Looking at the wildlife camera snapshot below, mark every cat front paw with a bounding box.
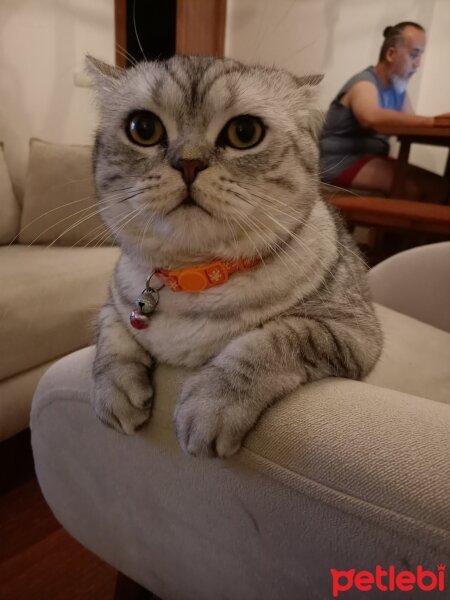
[174,367,258,458]
[92,363,153,434]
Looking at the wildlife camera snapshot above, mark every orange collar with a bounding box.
[156,257,261,293]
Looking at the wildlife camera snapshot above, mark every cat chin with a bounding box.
[147,217,229,253]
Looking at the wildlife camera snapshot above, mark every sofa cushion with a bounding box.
[31,343,450,600]
[0,360,58,441]
[369,242,450,333]
[367,304,450,404]
[0,245,119,380]
[19,139,112,246]
[0,144,20,244]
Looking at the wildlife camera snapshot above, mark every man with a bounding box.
[320,22,448,203]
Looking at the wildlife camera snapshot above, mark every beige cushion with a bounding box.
[0,144,20,244]
[367,304,450,403]
[369,242,450,333]
[0,245,119,380]
[0,360,57,441]
[19,139,112,246]
[31,340,450,599]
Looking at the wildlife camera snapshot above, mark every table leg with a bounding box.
[389,139,411,197]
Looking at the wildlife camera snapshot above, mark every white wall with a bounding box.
[1,0,447,197]
[0,0,115,198]
[412,0,450,173]
[226,0,449,174]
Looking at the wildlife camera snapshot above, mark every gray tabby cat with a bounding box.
[87,55,383,458]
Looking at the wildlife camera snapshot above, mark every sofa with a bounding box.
[31,242,450,600]
[0,139,119,440]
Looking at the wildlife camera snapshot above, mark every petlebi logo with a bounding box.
[330,564,446,597]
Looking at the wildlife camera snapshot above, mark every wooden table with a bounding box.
[375,123,450,197]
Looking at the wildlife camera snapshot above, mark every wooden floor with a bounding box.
[0,430,117,600]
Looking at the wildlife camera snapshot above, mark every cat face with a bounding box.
[88,55,322,264]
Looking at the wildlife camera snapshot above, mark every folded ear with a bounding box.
[293,73,324,108]
[293,73,325,141]
[85,55,124,95]
[294,74,324,87]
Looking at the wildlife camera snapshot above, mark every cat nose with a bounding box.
[171,158,207,185]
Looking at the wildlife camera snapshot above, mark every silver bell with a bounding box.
[135,289,159,315]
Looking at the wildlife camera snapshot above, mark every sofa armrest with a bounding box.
[369,241,450,332]
[31,347,450,600]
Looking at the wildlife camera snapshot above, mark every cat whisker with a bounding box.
[24,200,113,248]
[319,181,369,198]
[132,0,147,62]
[231,209,298,278]
[229,206,337,322]
[226,212,267,271]
[8,195,112,246]
[32,187,141,248]
[101,205,149,246]
[104,180,159,197]
[233,203,335,311]
[137,211,158,254]
[67,221,114,250]
[240,184,366,267]
[251,0,297,61]
[115,43,139,67]
[117,187,154,204]
[12,181,149,247]
[45,205,116,249]
[231,187,361,318]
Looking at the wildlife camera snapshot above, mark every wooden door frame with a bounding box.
[114,0,227,67]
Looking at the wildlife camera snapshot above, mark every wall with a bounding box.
[0,0,115,198]
[2,0,447,197]
[225,0,449,175]
[412,0,450,173]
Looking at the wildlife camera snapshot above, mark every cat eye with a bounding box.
[220,115,265,149]
[126,111,166,146]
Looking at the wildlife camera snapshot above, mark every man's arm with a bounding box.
[347,81,433,128]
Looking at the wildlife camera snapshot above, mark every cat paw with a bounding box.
[92,364,153,435]
[174,367,257,458]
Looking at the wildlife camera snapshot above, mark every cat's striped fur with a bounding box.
[88,55,382,457]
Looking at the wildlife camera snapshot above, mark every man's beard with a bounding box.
[391,75,409,94]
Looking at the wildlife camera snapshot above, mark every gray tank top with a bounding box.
[319,66,406,182]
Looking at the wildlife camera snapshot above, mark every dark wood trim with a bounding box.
[0,429,34,493]
[114,0,227,65]
[114,572,158,600]
[326,194,450,235]
[114,0,227,67]
[176,0,227,57]
[115,0,127,67]
[0,475,117,597]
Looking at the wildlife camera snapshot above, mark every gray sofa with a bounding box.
[31,242,450,600]
[0,139,118,440]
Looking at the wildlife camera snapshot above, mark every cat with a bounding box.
[87,54,383,458]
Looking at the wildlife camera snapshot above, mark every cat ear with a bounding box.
[294,74,324,87]
[85,55,124,92]
[294,73,324,141]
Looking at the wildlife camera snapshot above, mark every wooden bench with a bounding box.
[325,194,450,236]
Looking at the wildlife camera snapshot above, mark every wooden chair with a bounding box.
[326,194,450,235]
[323,193,450,264]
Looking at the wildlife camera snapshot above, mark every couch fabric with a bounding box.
[0,138,118,440]
[0,144,20,244]
[31,300,450,600]
[0,245,119,439]
[369,242,450,333]
[19,138,111,246]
